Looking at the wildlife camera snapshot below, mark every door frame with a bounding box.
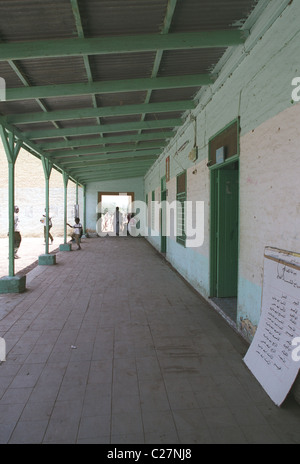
[209,155,239,297]
[98,192,135,206]
[97,192,135,232]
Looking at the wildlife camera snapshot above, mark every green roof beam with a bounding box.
[6,75,213,101]
[74,165,154,181]
[50,142,165,159]
[60,154,158,169]
[0,30,248,62]
[40,131,174,151]
[77,171,148,183]
[24,118,182,140]
[69,160,155,175]
[6,100,194,125]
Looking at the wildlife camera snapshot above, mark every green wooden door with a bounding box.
[216,169,239,297]
[161,177,167,253]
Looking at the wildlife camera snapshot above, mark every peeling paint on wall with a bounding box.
[239,317,257,342]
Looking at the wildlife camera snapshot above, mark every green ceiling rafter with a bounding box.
[3,48,69,144]
[70,0,102,131]
[71,170,153,184]
[59,152,159,167]
[74,165,154,181]
[6,75,214,101]
[0,30,248,62]
[24,118,182,140]
[40,132,174,151]
[69,159,155,175]
[137,0,178,138]
[71,157,156,169]
[49,142,165,159]
[6,100,195,125]
[76,171,148,183]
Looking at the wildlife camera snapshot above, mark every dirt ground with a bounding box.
[0,236,63,278]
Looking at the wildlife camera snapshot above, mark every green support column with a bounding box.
[59,172,72,251]
[38,158,56,265]
[82,184,87,237]
[0,125,26,293]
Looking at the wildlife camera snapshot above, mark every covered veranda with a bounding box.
[0,0,257,292]
[1,0,300,446]
[0,236,300,444]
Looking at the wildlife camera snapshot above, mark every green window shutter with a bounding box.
[176,171,186,246]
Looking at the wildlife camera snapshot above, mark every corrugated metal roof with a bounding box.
[171,0,260,32]
[0,0,260,183]
[0,0,77,41]
[78,0,169,37]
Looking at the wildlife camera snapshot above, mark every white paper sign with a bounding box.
[244,248,300,406]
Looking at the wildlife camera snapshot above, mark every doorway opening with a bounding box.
[98,192,134,235]
[210,160,239,323]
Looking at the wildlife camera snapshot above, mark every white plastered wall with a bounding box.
[144,0,300,340]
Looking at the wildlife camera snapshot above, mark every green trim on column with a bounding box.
[59,172,72,251]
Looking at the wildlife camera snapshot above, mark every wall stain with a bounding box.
[240,317,257,341]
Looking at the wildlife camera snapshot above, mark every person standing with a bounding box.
[66,217,83,250]
[14,205,21,259]
[40,209,53,244]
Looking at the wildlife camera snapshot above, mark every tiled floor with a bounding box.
[0,236,300,444]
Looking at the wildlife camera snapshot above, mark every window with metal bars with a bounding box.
[176,171,186,246]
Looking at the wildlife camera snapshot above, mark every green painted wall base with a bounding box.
[38,254,56,265]
[59,243,72,251]
[0,275,26,294]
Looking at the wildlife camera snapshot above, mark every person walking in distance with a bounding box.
[14,205,21,259]
[66,217,83,250]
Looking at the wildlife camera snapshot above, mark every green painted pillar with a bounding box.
[38,158,56,265]
[59,172,72,251]
[8,162,15,277]
[0,126,26,293]
[83,184,87,236]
